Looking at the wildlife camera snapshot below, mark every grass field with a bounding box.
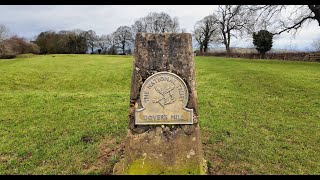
[0,54,319,174]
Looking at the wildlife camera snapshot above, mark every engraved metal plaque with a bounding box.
[135,72,193,125]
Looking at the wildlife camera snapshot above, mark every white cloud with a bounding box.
[0,5,319,51]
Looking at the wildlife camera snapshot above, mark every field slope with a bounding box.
[0,54,319,174]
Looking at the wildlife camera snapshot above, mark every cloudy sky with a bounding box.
[1,5,320,51]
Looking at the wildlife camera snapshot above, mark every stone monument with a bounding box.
[114,33,206,175]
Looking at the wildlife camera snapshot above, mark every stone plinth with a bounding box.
[113,33,206,175]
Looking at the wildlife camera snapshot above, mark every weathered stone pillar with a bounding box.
[114,33,206,175]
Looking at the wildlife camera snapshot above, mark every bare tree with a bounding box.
[171,17,180,33]
[131,12,180,34]
[193,28,205,54]
[114,26,133,54]
[248,5,320,35]
[85,30,98,53]
[131,20,147,41]
[97,35,109,54]
[131,20,147,34]
[215,5,256,55]
[105,33,118,55]
[68,30,88,54]
[193,15,219,54]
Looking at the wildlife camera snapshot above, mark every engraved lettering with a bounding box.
[135,72,193,125]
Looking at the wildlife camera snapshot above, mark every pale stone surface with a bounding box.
[114,33,205,175]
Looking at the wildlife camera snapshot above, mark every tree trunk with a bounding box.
[226,46,231,57]
[203,48,207,54]
[122,43,125,54]
[226,32,231,57]
[203,42,208,53]
[222,32,231,57]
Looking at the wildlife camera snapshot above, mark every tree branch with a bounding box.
[273,15,315,35]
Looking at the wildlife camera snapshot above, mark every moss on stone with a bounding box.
[124,158,203,175]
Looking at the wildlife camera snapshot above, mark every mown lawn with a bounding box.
[0,54,319,174]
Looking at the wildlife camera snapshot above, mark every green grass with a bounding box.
[197,56,320,174]
[0,54,319,174]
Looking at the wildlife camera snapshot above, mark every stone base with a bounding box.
[113,124,207,175]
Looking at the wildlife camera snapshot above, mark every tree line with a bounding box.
[0,25,40,58]
[1,5,320,59]
[34,12,181,55]
[193,5,320,57]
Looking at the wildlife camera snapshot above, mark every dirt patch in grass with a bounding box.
[83,137,125,175]
[0,154,10,163]
[204,142,226,175]
[19,152,33,162]
[207,155,225,175]
[204,142,252,175]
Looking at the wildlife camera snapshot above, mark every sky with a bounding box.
[1,5,320,51]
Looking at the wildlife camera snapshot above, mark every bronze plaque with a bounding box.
[135,72,193,125]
